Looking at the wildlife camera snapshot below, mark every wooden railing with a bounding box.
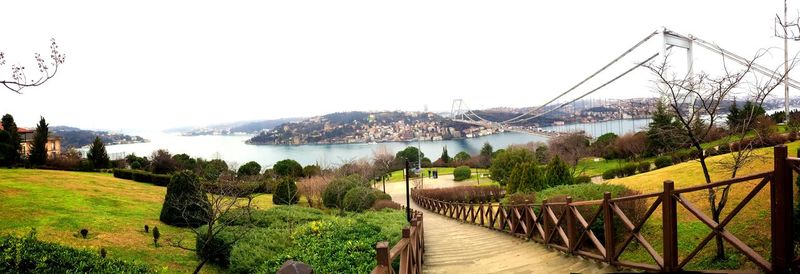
[371,209,424,274]
[411,145,798,273]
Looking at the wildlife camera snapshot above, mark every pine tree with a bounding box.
[440,145,450,163]
[29,117,49,166]
[0,114,21,166]
[646,101,683,155]
[726,100,740,130]
[87,136,110,169]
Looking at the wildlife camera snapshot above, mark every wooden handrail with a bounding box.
[371,209,424,274]
[409,145,795,273]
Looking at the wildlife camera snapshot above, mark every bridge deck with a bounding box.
[387,177,615,274]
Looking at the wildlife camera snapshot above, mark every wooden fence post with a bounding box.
[603,192,615,264]
[662,180,678,272]
[376,241,390,274]
[566,196,576,253]
[543,199,550,243]
[399,226,411,273]
[771,145,793,272]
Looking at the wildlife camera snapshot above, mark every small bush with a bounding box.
[602,169,617,180]
[453,166,471,181]
[654,156,672,169]
[620,163,637,177]
[196,225,251,266]
[575,175,591,184]
[0,232,153,273]
[151,174,172,186]
[80,229,88,239]
[371,200,402,210]
[637,162,651,173]
[414,185,504,203]
[372,190,392,201]
[503,192,536,205]
[342,187,377,212]
[272,177,298,205]
[322,176,359,208]
[159,171,211,227]
[704,147,718,157]
[152,227,160,246]
[717,144,731,154]
[144,225,149,233]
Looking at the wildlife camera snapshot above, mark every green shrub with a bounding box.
[151,174,172,186]
[272,177,298,205]
[219,206,325,229]
[654,156,673,169]
[196,225,249,266]
[322,177,359,208]
[602,169,617,180]
[503,192,537,205]
[237,161,262,177]
[256,215,405,274]
[637,162,651,173]
[718,144,731,154]
[0,231,153,273]
[113,168,133,179]
[372,190,392,201]
[342,187,377,212]
[705,147,719,157]
[620,163,637,177]
[453,166,471,181]
[575,175,591,184]
[507,162,546,193]
[159,171,211,227]
[229,228,292,274]
[131,170,152,183]
[539,183,628,202]
[545,156,574,186]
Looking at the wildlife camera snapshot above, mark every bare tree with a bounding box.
[168,173,260,274]
[297,174,333,207]
[647,47,794,261]
[547,132,589,167]
[614,132,647,160]
[372,145,396,193]
[1,39,66,93]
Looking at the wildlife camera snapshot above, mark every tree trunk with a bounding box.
[712,209,726,260]
[193,259,208,274]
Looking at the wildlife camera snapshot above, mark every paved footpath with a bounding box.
[385,175,615,274]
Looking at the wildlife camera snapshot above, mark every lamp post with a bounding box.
[404,161,411,222]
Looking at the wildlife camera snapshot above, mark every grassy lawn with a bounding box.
[0,169,274,273]
[386,167,490,182]
[604,141,800,270]
[576,158,631,177]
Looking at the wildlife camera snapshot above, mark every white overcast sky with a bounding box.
[0,0,796,131]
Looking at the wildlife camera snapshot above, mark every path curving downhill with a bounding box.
[385,175,615,274]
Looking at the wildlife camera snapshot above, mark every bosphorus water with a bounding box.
[104,119,649,167]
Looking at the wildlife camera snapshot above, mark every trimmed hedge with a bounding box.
[654,156,673,169]
[453,166,471,181]
[159,171,211,227]
[601,169,617,180]
[113,169,172,186]
[637,162,651,173]
[620,163,637,177]
[342,187,377,212]
[0,232,153,273]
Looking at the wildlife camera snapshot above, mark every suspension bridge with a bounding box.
[447,27,800,138]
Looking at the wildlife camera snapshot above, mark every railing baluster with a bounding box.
[566,196,576,253]
[543,199,551,244]
[662,180,678,272]
[376,241,390,274]
[772,145,793,273]
[603,192,615,265]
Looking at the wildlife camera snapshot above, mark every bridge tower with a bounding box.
[450,99,465,120]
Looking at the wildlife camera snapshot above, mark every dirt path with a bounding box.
[385,175,614,274]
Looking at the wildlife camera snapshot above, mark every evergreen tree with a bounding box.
[87,136,110,169]
[0,114,21,166]
[29,117,49,166]
[646,101,683,155]
[480,142,493,158]
[0,131,12,167]
[440,146,450,163]
[726,100,740,130]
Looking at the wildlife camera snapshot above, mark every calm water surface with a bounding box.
[106,119,648,167]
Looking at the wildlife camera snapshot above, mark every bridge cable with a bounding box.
[510,48,668,124]
[502,30,660,124]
